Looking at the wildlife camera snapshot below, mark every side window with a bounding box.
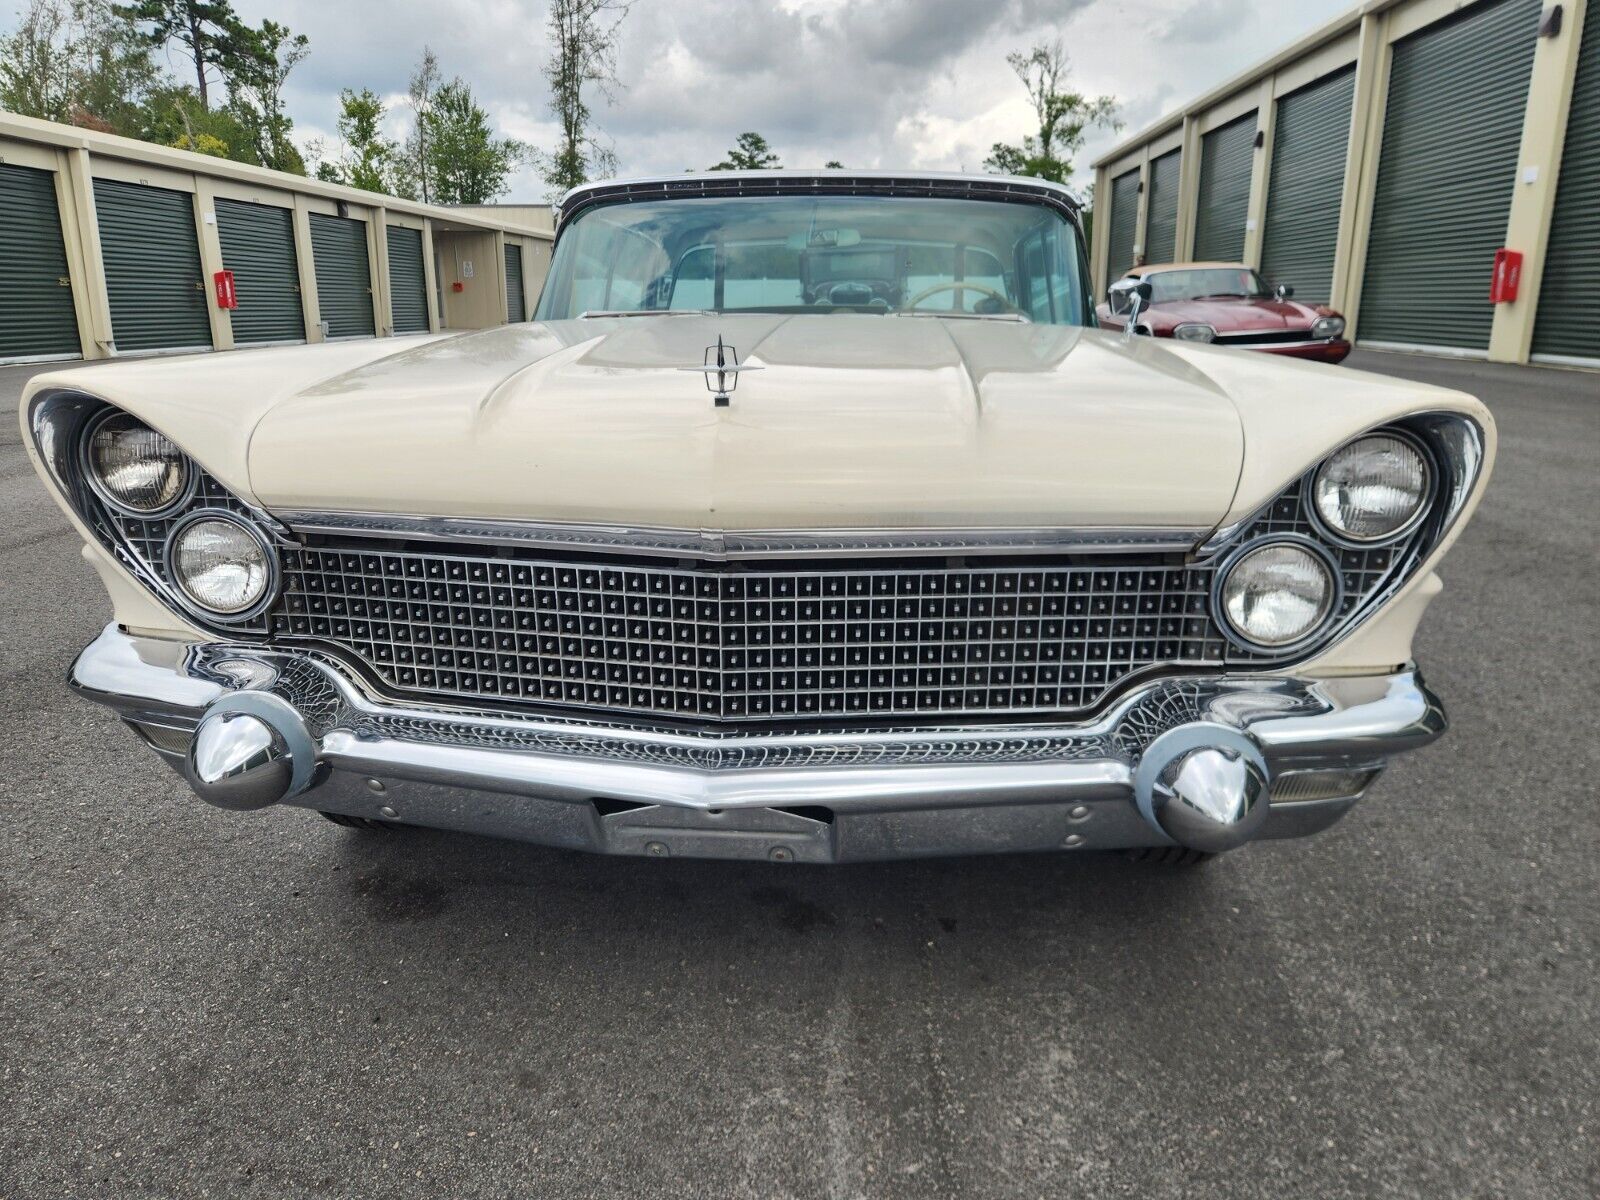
[1019,234,1052,322]
[1045,227,1082,325]
[670,245,714,309]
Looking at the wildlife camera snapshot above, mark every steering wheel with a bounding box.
[901,280,1023,315]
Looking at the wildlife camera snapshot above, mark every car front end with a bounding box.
[22,173,1492,865]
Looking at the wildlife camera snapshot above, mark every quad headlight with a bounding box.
[1218,541,1337,649]
[1173,323,1217,342]
[167,513,274,618]
[1311,315,1346,340]
[1312,433,1432,543]
[84,410,192,515]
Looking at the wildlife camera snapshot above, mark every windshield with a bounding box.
[1146,267,1269,303]
[534,195,1091,325]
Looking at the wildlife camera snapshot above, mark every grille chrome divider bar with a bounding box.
[277,512,1209,560]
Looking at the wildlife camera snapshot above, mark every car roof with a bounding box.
[556,169,1084,213]
[1126,262,1253,276]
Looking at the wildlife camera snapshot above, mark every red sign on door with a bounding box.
[213,269,238,310]
[1489,249,1522,304]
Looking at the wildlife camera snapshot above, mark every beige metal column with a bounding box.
[494,230,510,324]
[59,147,114,358]
[1331,11,1389,334]
[191,176,233,351]
[1241,79,1277,269]
[1133,151,1152,266]
[292,196,322,342]
[1174,116,1203,261]
[1090,165,1111,296]
[371,204,393,337]
[1489,0,1589,364]
[421,218,441,332]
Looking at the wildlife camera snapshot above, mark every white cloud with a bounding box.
[208,0,1353,198]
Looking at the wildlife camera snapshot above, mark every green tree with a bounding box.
[402,46,442,203]
[422,79,526,204]
[540,0,629,196]
[708,131,780,171]
[226,19,308,173]
[311,88,409,196]
[0,0,158,131]
[137,80,252,160]
[824,159,843,169]
[113,0,260,109]
[983,41,1119,184]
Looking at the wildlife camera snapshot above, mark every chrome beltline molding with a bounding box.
[275,511,1209,559]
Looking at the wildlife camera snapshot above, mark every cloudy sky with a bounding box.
[214,0,1353,201]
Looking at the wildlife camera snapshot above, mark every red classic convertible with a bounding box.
[1097,263,1352,363]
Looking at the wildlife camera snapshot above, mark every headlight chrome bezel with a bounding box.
[163,508,281,624]
[1212,535,1343,654]
[78,407,197,519]
[1307,429,1436,549]
[1172,323,1217,343]
[1310,315,1347,340]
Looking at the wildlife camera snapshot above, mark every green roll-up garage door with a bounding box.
[1106,169,1140,288]
[309,213,375,338]
[0,164,79,360]
[215,198,303,345]
[1145,150,1181,265]
[1193,112,1255,263]
[94,178,211,353]
[1532,1,1600,363]
[1360,0,1541,349]
[505,243,525,323]
[386,226,429,333]
[1260,67,1355,303]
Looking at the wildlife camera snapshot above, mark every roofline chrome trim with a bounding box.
[275,511,1207,559]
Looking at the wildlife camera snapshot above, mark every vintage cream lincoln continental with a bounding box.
[23,172,1494,865]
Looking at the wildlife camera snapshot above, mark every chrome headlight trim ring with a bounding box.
[162,508,282,626]
[1209,534,1345,656]
[77,406,198,520]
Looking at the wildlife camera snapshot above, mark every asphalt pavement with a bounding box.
[1,349,1596,1198]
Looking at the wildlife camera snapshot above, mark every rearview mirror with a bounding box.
[786,228,862,250]
[1275,283,1295,300]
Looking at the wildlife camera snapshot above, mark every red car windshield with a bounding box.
[1146,268,1269,303]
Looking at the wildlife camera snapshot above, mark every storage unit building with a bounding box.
[1091,0,1596,369]
[0,111,552,364]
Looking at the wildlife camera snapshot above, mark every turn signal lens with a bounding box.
[87,412,191,514]
[1313,434,1430,542]
[171,517,272,615]
[1220,542,1335,649]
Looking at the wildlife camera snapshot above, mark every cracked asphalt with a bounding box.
[1,350,1596,1198]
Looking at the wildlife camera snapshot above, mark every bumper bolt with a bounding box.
[1068,805,1091,822]
[769,846,794,863]
[644,841,669,858]
[1062,833,1086,848]
[365,778,386,795]
[378,805,399,820]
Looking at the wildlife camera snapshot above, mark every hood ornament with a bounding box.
[679,336,761,407]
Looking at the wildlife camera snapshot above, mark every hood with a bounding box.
[241,314,1246,533]
[1147,297,1322,332]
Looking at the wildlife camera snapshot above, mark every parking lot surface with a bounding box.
[2,350,1596,1198]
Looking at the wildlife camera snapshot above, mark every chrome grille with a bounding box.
[270,550,1234,721]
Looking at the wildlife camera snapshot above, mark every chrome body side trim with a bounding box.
[276,512,1209,559]
[72,624,1446,861]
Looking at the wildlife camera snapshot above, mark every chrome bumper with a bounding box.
[71,624,1447,863]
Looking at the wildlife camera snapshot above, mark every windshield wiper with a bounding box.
[891,310,1031,323]
[578,309,713,319]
